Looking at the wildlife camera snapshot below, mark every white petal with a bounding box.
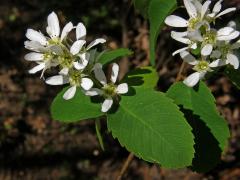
[79,52,90,66]
[76,22,87,40]
[29,63,45,74]
[188,30,203,41]
[171,31,188,38]
[85,88,103,96]
[184,0,197,18]
[24,41,46,52]
[94,63,107,85]
[86,38,106,50]
[165,15,188,27]
[217,27,234,36]
[116,83,128,94]
[25,52,44,61]
[227,53,239,69]
[70,40,86,55]
[192,0,202,12]
[201,44,213,56]
[60,22,73,41]
[81,78,93,90]
[101,98,113,113]
[180,51,198,65]
[59,68,69,75]
[210,50,221,58]
[201,0,211,19]
[218,31,240,41]
[231,42,240,50]
[63,86,77,100]
[172,47,189,56]
[191,43,197,49]
[183,72,203,87]
[26,29,47,46]
[228,21,237,29]
[111,63,119,83]
[47,12,60,37]
[213,0,223,14]
[209,59,226,67]
[73,62,86,70]
[45,75,69,85]
[216,8,236,18]
[171,31,191,44]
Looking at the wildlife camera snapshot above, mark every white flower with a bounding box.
[45,69,93,100]
[85,63,128,112]
[24,44,59,77]
[26,12,73,47]
[211,41,240,69]
[180,51,225,87]
[201,27,240,56]
[208,0,236,19]
[165,0,236,31]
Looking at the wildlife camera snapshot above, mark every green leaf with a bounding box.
[124,66,158,88]
[98,48,133,65]
[166,82,230,172]
[133,0,151,18]
[224,66,240,89]
[148,0,177,66]
[107,87,195,168]
[51,87,103,122]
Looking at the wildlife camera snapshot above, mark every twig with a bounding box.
[116,152,134,180]
[175,62,186,82]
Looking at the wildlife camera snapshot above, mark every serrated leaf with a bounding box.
[124,66,158,88]
[224,66,240,89]
[51,87,103,122]
[133,0,151,18]
[149,0,176,66]
[98,48,133,65]
[107,87,195,168]
[166,82,230,172]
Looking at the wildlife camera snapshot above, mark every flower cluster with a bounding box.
[24,12,128,112]
[165,0,240,87]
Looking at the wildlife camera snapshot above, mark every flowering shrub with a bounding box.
[24,0,240,173]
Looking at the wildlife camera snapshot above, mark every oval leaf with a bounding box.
[107,87,195,168]
[167,82,230,172]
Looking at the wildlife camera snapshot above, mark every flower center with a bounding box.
[69,70,82,86]
[48,37,61,45]
[59,53,74,68]
[102,84,116,97]
[194,61,209,72]
[203,30,217,45]
[188,17,201,30]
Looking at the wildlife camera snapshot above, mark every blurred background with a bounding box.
[1,0,240,179]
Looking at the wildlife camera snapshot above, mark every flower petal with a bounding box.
[172,47,189,56]
[73,62,86,70]
[60,22,73,41]
[217,27,234,36]
[184,0,197,18]
[86,38,106,50]
[213,0,223,14]
[171,31,191,44]
[94,63,107,85]
[227,53,239,69]
[63,86,77,100]
[81,78,93,90]
[26,29,47,46]
[183,72,204,87]
[201,44,213,56]
[29,63,45,74]
[85,88,103,96]
[165,15,188,27]
[116,83,128,94]
[216,8,236,18]
[111,63,119,83]
[24,41,46,52]
[45,75,69,85]
[59,68,69,75]
[101,98,113,113]
[218,30,239,41]
[25,52,44,61]
[209,59,226,67]
[70,40,86,55]
[180,51,198,65]
[76,22,87,40]
[201,0,211,19]
[47,12,60,37]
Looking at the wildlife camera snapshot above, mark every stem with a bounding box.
[116,152,134,180]
[95,118,105,151]
[175,62,186,82]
